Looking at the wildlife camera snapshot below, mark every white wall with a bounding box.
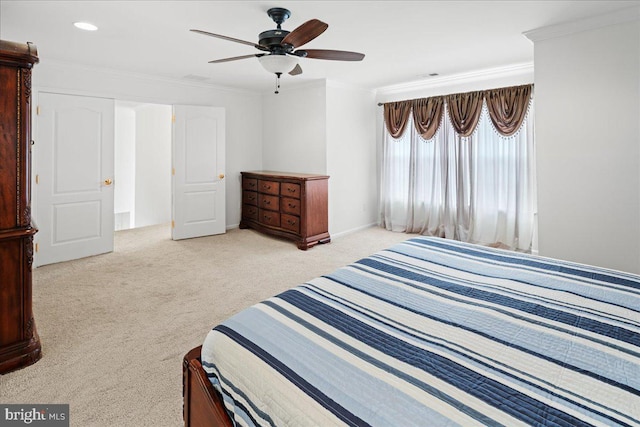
[114,103,136,229]
[33,61,263,229]
[262,80,381,237]
[262,81,327,174]
[134,104,172,228]
[527,10,640,274]
[326,82,379,235]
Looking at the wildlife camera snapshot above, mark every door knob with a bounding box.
[104,178,113,186]
[219,173,225,179]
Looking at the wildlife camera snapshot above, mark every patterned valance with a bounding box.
[383,101,411,138]
[485,84,532,137]
[446,91,483,138]
[412,97,444,140]
[382,84,533,139]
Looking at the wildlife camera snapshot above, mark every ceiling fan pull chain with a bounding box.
[275,72,281,94]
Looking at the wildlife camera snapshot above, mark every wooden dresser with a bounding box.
[0,40,41,373]
[240,171,330,250]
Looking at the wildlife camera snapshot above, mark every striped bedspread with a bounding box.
[201,236,640,427]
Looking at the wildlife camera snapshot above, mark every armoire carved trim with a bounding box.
[0,39,41,374]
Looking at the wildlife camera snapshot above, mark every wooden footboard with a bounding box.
[183,346,234,427]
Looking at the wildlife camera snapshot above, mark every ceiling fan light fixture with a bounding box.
[258,54,298,74]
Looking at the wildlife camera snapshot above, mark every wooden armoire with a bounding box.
[0,40,41,373]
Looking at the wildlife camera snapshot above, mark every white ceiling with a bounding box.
[1,1,638,93]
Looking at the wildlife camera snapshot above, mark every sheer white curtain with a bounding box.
[380,100,537,252]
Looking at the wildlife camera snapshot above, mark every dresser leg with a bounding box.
[297,236,331,250]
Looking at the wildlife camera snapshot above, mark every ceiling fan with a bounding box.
[190,7,365,93]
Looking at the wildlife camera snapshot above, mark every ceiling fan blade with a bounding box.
[190,29,269,52]
[208,54,264,64]
[281,19,328,48]
[289,64,303,76]
[301,49,365,61]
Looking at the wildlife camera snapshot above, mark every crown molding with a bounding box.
[524,5,640,42]
[375,62,533,97]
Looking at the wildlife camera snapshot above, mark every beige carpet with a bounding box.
[0,225,410,426]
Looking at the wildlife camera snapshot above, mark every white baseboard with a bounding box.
[331,222,380,239]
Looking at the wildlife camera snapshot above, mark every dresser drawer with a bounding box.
[281,182,301,199]
[281,197,301,215]
[258,180,280,195]
[259,194,279,210]
[281,214,300,234]
[259,209,280,227]
[242,204,258,221]
[243,190,258,206]
[242,178,258,191]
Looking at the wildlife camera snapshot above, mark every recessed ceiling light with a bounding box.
[73,22,98,31]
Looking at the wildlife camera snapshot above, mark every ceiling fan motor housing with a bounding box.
[259,29,291,51]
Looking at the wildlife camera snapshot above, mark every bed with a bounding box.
[183,236,640,426]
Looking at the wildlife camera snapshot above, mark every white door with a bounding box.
[172,105,225,240]
[35,92,115,266]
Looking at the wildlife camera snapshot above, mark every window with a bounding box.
[380,86,536,252]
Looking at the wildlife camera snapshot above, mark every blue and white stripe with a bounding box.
[201,236,640,427]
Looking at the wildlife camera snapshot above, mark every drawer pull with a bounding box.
[288,203,296,209]
[263,215,272,221]
[287,188,296,193]
[248,195,255,200]
[263,185,271,190]
[263,199,271,205]
[249,182,256,187]
[287,219,297,225]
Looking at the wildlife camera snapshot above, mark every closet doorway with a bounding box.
[114,101,172,231]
